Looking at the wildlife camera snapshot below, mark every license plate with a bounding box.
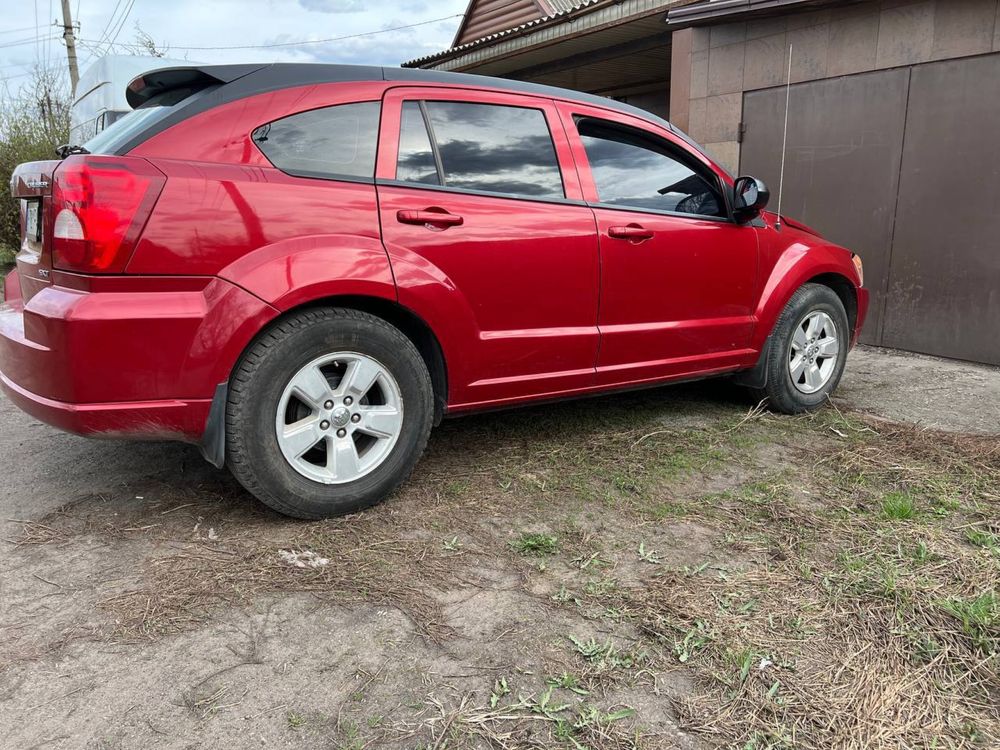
[25,200,41,242]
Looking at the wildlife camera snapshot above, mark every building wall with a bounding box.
[669,0,1000,173]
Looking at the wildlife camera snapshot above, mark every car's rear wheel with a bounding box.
[226,308,433,519]
[757,283,850,414]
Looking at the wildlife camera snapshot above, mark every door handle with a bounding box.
[608,224,654,242]
[396,208,464,228]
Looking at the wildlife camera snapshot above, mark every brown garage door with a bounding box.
[740,54,1000,365]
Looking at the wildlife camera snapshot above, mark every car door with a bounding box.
[556,102,759,387]
[376,87,601,408]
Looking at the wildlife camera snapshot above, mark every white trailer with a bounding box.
[70,55,197,144]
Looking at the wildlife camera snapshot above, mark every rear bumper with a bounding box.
[0,274,276,441]
[0,372,211,441]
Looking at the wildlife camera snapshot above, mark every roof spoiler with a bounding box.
[125,64,266,108]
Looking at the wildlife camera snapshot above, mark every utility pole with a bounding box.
[60,0,80,99]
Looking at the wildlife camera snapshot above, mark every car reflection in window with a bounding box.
[413,101,565,199]
[579,120,724,218]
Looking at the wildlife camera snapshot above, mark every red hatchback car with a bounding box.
[2,64,867,519]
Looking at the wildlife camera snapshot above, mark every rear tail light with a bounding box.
[51,156,166,273]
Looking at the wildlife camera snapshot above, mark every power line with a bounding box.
[0,25,42,36]
[0,34,61,50]
[79,12,463,52]
[106,0,136,51]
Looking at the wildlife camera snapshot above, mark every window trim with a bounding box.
[375,178,588,208]
[251,99,382,184]
[573,115,736,224]
[392,98,568,202]
[416,100,447,187]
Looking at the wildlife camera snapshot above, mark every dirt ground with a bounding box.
[0,346,997,749]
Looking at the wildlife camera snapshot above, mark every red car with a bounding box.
[2,64,867,519]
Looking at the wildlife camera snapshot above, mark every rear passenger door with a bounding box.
[376,87,601,408]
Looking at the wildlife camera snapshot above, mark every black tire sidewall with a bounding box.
[227,310,433,519]
[766,284,850,413]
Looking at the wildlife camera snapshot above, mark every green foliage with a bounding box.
[1,69,70,263]
[509,532,558,556]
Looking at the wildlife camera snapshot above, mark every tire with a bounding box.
[226,307,434,519]
[756,283,850,414]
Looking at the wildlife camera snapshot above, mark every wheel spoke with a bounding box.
[790,354,807,382]
[792,324,808,351]
[806,314,823,339]
[817,336,839,358]
[357,406,402,439]
[339,358,381,400]
[329,436,360,479]
[804,363,823,390]
[289,364,331,407]
[281,419,322,458]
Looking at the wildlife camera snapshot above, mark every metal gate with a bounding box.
[740,54,1000,365]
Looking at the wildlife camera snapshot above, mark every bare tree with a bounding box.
[0,67,71,263]
[134,23,169,58]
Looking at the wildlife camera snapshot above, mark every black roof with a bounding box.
[120,62,690,153]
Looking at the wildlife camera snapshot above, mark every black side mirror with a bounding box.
[732,176,770,224]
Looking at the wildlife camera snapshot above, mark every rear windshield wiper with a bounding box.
[56,144,91,158]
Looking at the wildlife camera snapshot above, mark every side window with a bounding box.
[577,118,725,218]
[394,100,564,199]
[252,101,381,181]
[396,102,439,185]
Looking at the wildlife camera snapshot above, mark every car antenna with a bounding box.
[775,43,793,232]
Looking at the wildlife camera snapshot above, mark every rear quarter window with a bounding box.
[252,101,381,182]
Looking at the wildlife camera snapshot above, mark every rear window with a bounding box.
[83,86,211,155]
[252,101,381,182]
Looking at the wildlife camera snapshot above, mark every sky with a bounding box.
[0,0,468,99]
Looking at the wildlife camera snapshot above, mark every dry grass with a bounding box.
[7,391,999,749]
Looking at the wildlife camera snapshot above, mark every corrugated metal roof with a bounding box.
[546,0,591,10]
[402,0,605,68]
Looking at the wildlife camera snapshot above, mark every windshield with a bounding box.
[82,85,216,154]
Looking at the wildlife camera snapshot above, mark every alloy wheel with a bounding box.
[275,352,403,484]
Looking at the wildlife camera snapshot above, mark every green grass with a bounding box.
[965,527,1000,553]
[939,592,999,651]
[509,532,558,556]
[0,243,15,267]
[881,492,917,520]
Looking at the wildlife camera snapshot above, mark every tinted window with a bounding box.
[395,101,564,199]
[396,102,439,185]
[578,119,724,217]
[252,101,380,181]
[84,86,212,155]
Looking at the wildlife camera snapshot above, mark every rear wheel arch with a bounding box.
[240,294,448,423]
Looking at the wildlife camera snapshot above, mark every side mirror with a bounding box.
[732,176,770,224]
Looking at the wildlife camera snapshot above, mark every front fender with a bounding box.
[752,240,861,353]
[217,234,398,310]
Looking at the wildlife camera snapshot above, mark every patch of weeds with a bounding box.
[881,491,917,520]
[551,585,580,606]
[489,677,510,708]
[567,635,646,673]
[673,619,711,663]
[286,712,308,730]
[546,672,590,695]
[965,527,1000,554]
[442,535,462,552]
[637,542,662,565]
[510,532,558,556]
[938,592,999,652]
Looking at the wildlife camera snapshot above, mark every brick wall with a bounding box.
[669,0,1000,174]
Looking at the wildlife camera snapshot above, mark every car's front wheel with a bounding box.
[758,283,850,414]
[225,308,434,519]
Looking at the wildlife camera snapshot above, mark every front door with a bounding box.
[377,88,601,408]
[558,104,759,386]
